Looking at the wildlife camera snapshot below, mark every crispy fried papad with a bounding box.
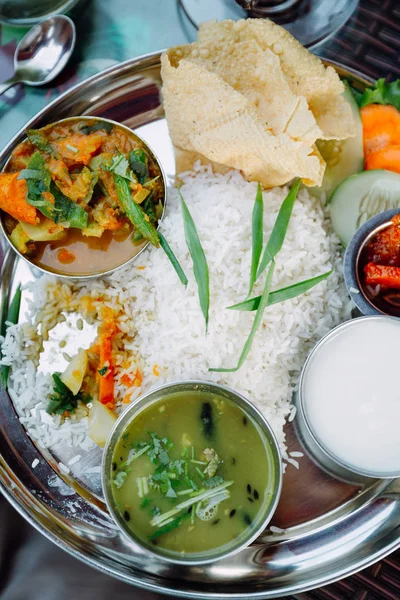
[197,19,355,141]
[161,55,325,188]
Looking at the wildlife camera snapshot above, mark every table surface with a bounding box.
[0,0,399,598]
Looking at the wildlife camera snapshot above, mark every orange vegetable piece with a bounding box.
[48,157,72,186]
[0,172,38,224]
[52,133,104,165]
[365,145,400,173]
[98,313,117,407]
[57,248,76,264]
[361,104,400,159]
[364,262,400,289]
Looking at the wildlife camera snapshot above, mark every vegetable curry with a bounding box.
[0,118,164,276]
[110,392,276,557]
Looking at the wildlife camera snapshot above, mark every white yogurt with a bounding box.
[302,316,400,476]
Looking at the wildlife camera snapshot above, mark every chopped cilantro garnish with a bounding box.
[103,154,137,183]
[112,430,230,532]
[80,120,113,135]
[46,373,91,415]
[98,365,108,376]
[204,476,224,489]
[114,471,128,489]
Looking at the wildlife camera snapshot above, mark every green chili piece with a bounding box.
[114,173,159,247]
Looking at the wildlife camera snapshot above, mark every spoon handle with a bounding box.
[0,76,20,97]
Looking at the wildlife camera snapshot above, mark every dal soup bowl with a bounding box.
[102,380,282,565]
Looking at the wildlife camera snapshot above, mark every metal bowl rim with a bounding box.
[101,379,283,566]
[0,115,167,280]
[344,208,400,316]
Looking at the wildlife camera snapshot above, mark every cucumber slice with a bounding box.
[314,87,364,201]
[330,169,400,246]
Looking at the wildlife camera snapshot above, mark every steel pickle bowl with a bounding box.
[295,317,400,484]
[343,208,400,317]
[0,116,167,280]
[102,380,283,566]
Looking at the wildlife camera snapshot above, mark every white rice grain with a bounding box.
[2,165,350,466]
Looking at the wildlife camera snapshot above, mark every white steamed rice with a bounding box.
[0,164,351,464]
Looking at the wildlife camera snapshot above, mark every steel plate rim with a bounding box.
[1,51,399,599]
[1,469,399,600]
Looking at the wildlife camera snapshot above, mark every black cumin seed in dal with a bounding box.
[244,514,252,526]
[231,457,236,465]
[112,462,117,471]
[248,497,254,503]
[254,489,259,500]
[229,509,236,518]
[124,510,130,521]
[247,483,252,494]
[212,519,220,525]
[243,416,248,426]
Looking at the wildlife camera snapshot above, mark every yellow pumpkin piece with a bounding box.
[60,349,88,395]
[88,399,117,448]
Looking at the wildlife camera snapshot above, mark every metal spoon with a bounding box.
[0,15,76,96]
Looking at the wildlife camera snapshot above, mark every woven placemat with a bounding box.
[296,1,400,597]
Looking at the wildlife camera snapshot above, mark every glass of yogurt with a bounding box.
[296,316,400,481]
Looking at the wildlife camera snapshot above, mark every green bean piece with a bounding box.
[114,173,159,247]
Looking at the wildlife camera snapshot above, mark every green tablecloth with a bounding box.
[0,0,189,148]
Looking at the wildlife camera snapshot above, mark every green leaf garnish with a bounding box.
[158,231,188,286]
[17,169,43,180]
[210,260,275,373]
[140,497,150,509]
[228,270,333,312]
[204,475,224,488]
[46,373,91,415]
[26,129,53,154]
[256,179,301,280]
[249,183,264,296]
[105,154,136,182]
[179,188,210,330]
[359,78,400,111]
[98,365,108,376]
[0,284,22,390]
[148,511,191,541]
[129,148,149,183]
[80,120,113,135]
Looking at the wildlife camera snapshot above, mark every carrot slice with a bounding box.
[361,104,400,158]
[98,313,117,407]
[364,262,400,289]
[52,133,104,165]
[0,172,38,224]
[365,145,400,173]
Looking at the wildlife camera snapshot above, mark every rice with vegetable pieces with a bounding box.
[0,164,350,463]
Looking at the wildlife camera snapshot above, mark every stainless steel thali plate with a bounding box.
[0,51,399,599]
